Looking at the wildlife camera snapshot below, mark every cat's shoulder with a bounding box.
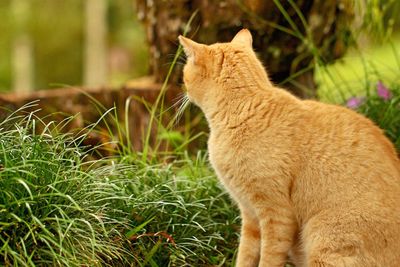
[302,99,359,115]
[300,98,376,127]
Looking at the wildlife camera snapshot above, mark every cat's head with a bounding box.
[178,29,270,109]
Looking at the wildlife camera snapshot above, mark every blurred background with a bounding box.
[0,0,399,151]
[0,0,148,92]
[0,0,398,95]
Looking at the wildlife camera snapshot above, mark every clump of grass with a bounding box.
[0,104,240,266]
[0,106,135,266]
[123,151,239,266]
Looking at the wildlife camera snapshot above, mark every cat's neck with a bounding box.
[203,84,269,130]
[202,84,299,133]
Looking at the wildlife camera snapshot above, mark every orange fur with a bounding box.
[178,29,400,267]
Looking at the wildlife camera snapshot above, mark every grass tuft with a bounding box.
[0,109,137,266]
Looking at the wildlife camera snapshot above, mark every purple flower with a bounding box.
[346,97,364,109]
[377,81,392,100]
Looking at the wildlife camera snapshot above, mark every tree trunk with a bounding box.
[84,0,108,87]
[136,0,356,98]
[12,0,33,93]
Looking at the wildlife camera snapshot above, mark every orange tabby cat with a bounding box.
[178,29,400,267]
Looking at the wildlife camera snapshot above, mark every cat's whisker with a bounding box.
[166,52,185,60]
[157,96,184,117]
[173,91,187,102]
[172,94,190,127]
[173,93,188,114]
[156,92,188,120]
[172,91,184,101]
[163,61,186,67]
[165,53,187,67]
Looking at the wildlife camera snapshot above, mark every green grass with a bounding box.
[0,105,136,266]
[0,104,240,266]
[316,35,400,103]
[121,152,239,266]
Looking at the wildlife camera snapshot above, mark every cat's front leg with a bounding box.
[236,207,261,267]
[257,204,297,267]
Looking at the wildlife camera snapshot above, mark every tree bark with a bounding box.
[136,0,356,98]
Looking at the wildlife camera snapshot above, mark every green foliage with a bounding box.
[362,0,400,41]
[0,104,239,266]
[122,152,239,266]
[0,105,136,266]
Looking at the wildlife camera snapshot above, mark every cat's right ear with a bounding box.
[178,35,204,63]
[231,29,252,48]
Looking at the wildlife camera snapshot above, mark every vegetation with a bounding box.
[0,103,239,266]
[0,104,134,266]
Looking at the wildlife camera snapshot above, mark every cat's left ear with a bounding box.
[231,29,252,48]
[178,35,205,63]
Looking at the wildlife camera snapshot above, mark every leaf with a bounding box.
[125,216,155,239]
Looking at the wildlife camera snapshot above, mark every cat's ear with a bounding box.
[178,35,205,63]
[231,29,252,47]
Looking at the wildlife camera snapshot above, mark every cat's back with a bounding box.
[300,99,399,169]
[294,99,400,215]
